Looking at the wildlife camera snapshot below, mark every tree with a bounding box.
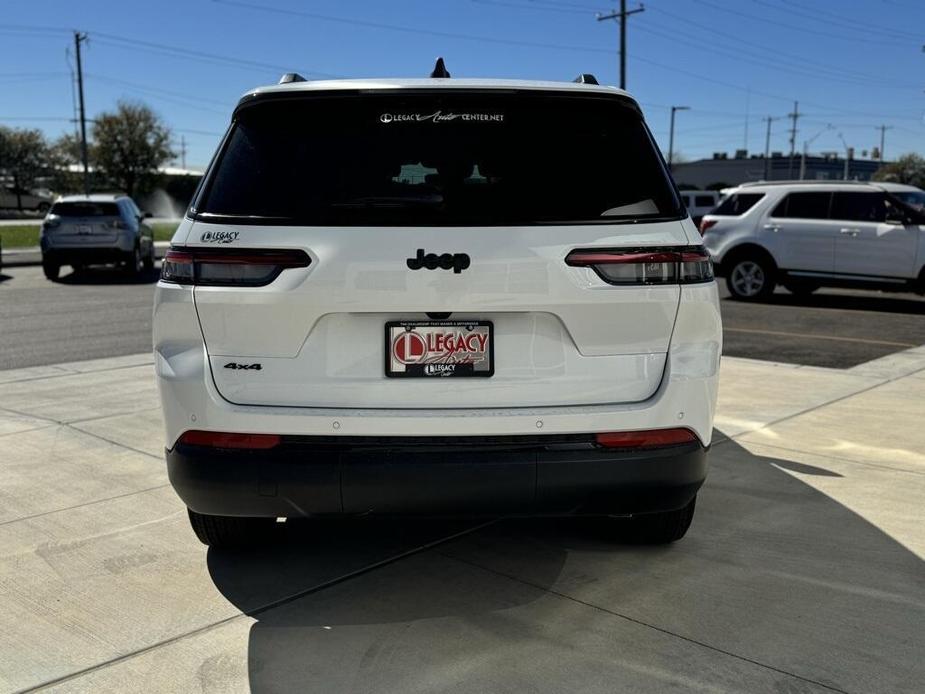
[0,126,49,210]
[48,132,84,194]
[92,101,174,197]
[872,153,925,189]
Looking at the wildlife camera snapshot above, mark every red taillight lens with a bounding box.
[565,247,713,285]
[178,430,281,449]
[699,219,717,235]
[161,247,310,286]
[595,428,698,449]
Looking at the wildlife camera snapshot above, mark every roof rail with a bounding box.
[279,73,307,84]
[573,73,599,85]
[738,179,871,188]
[430,57,451,79]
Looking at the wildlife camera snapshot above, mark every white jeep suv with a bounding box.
[701,181,925,300]
[153,69,722,548]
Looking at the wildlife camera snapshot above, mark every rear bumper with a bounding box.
[167,435,707,518]
[42,247,132,265]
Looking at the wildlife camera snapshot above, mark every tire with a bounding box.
[142,243,155,272]
[124,245,143,277]
[621,496,697,544]
[187,508,276,548]
[783,281,819,297]
[725,254,775,301]
[42,260,60,281]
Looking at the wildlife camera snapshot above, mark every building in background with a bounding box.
[672,150,883,189]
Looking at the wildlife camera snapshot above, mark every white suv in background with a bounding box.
[153,68,721,548]
[701,181,925,300]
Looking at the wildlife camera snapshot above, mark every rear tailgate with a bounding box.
[191,221,686,408]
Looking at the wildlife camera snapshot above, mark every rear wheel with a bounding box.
[726,256,775,301]
[142,243,155,272]
[187,508,276,548]
[619,496,697,544]
[124,245,143,277]
[42,259,60,281]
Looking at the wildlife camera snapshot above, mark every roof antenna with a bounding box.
[573,74,599,85]
[430,57,451,79]
[279,73,307,84]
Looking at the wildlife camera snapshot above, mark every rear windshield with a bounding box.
[711,193,763,216]
[51,201,120,217]
[195,92,682,226]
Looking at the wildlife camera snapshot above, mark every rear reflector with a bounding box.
[178,430,282,449]
[595,428,698,449]
[566,247,713,285]
[699,219,717,235]
[161,247,310,287]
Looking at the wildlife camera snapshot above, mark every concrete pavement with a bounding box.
[0,350,923,692]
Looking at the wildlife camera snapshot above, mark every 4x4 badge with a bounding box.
[406,248,471,274]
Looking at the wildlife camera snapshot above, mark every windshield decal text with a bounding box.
[380,111,504,124]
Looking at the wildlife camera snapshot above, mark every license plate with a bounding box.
[77,225,92,235]
[386,320,494,378]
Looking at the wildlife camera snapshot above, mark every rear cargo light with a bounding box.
[565,247,713,285]
[595,428,698,449]
[161,247,310,287]
[178,430,281,449]
[699,219,717,235]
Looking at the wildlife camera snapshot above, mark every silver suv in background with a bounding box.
[40,194,155,280]
[700,181,925,300]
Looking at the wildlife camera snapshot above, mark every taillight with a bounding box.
[699,219,717,235]
[161,247,311,287]
[178,430,281,449]
[42,217,60,231]
[565,247,713,285]
[595,428,698,449]
[110,219,129,230]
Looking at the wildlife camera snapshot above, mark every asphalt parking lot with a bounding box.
[1,261,923,370]
[1,350,923,692]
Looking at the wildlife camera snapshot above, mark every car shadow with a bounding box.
[0,272,11,284]
[55,265,161,285]
[724,289,925,315]
[206,436,924,693]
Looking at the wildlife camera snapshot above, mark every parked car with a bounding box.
[40,194,155,280]
[0,185,53,214]
[678,189,721,226]
[154,67,722,548]
[700,181,925,300]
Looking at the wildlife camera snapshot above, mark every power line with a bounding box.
[767,0,923,42]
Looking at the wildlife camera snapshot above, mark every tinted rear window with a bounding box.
[196,92,682,226]
[711,193,763,216]
[772,192,831,219]
[51,202,120,217]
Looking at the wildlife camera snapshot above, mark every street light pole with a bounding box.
[668,105,690,170]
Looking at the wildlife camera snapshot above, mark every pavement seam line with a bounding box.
[440,552,853,694]
[724,327,917,348]
[0,484,173,528]
[732,440,925,477]
[728,362,925,444]
[0,360,154,385]
[19,518,501,694]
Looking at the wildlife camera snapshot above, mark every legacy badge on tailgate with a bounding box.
[386,320,493,378]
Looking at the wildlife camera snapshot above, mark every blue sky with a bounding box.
[1,0,923,169]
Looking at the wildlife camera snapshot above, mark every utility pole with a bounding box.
[74,31,90,196]
[787,100,801,179]
[876,125,892,163]
[597,1,645,90]
[667,105,690,170]
[180,135,187,170]
[762,116,779,181]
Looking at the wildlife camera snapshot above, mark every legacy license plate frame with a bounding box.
[385,320,494,378]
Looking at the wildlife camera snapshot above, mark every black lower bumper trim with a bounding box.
[166,435,708,518]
